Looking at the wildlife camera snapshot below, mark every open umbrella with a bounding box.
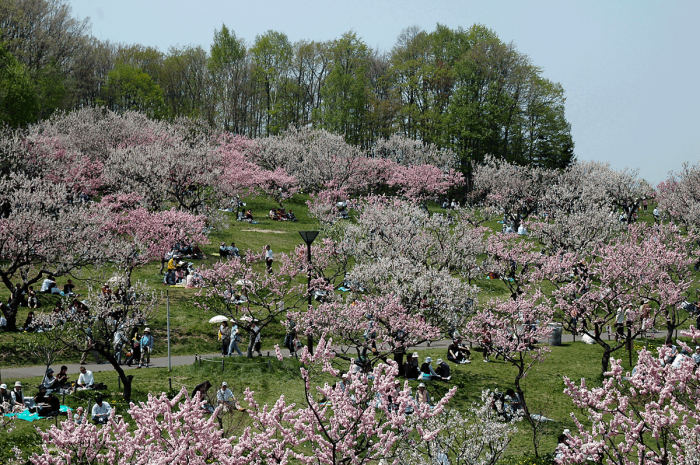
[208,315,230,324]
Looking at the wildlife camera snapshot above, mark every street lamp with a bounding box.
[298,230,319,355]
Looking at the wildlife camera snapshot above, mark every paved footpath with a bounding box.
[1,331,666,381]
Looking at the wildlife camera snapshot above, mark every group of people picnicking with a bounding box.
[159,241,205,287]
[0,278,77,328]
[268,208,298,222]
[0,366,113,424]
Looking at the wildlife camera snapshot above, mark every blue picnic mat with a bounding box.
[4,405,72,422]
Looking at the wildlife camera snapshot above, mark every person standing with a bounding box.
[220,321,231,356]
[264,245,273,273]
[113,327,128,365]
[228,322,244,356]
[284,316,297,357]
[251,320,262,356]
[126,331,141,367]
[138,327,154,368]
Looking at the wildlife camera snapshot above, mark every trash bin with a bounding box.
[548,323,562,346]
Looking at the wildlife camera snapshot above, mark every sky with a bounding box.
[67,0,700,186]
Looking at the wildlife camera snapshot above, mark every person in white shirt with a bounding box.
[692,346,700,365]
[40,278,57,293]
[517,224,527,235]
[216,381,241,411]
[74,366,94,392]
[91,395,111,424]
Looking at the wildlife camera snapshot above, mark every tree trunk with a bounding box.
[103,352,134,402]
[601,348,612,375]
[247,332,254,359]
[665,320,674,345]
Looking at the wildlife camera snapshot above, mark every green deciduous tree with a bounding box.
[0,41,38,126]
[98,63,165,118]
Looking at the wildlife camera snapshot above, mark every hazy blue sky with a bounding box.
[68,0,699,185]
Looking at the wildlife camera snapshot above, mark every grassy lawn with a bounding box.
[2,340,642,461]
[1,195,698,462]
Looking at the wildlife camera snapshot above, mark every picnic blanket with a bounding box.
[4,405,72,422]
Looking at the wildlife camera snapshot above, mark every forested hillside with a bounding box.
[0,0,574,182]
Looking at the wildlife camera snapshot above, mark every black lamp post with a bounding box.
[298,230,319,355]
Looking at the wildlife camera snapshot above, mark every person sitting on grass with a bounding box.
[91,395,111,424]
[56,365,70,390]
[0,384,12,413]
[228,242,240,258]
[74,366,95,392]
[403,352,420,380]
[73,406,87,425]
[447,338,471,364]
[42,368,60,391]
[164,269,177,286]
[216,381,242,412]
[192,381,215,413]
[434,359,451,379]
[11,382,24,411]
[33,385,60,417]
[414,383,432,406]
[420,357,444,380]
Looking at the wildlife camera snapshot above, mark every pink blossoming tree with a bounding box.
[560,329,700,465]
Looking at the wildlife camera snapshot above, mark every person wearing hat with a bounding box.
[34,385,60,417]
[414,383,432,406]
[693,346,700,365]
[91,395,112,424]
[435,359,451,380]
[420,357,443,381]
[0,383,12,413]
[404,352,420,380]
[11,381,24,411]
[337,373,349,393]
[138,327,154,368]
[42,368,60,391]
[73,406,87,425]
[216,381,241,412]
